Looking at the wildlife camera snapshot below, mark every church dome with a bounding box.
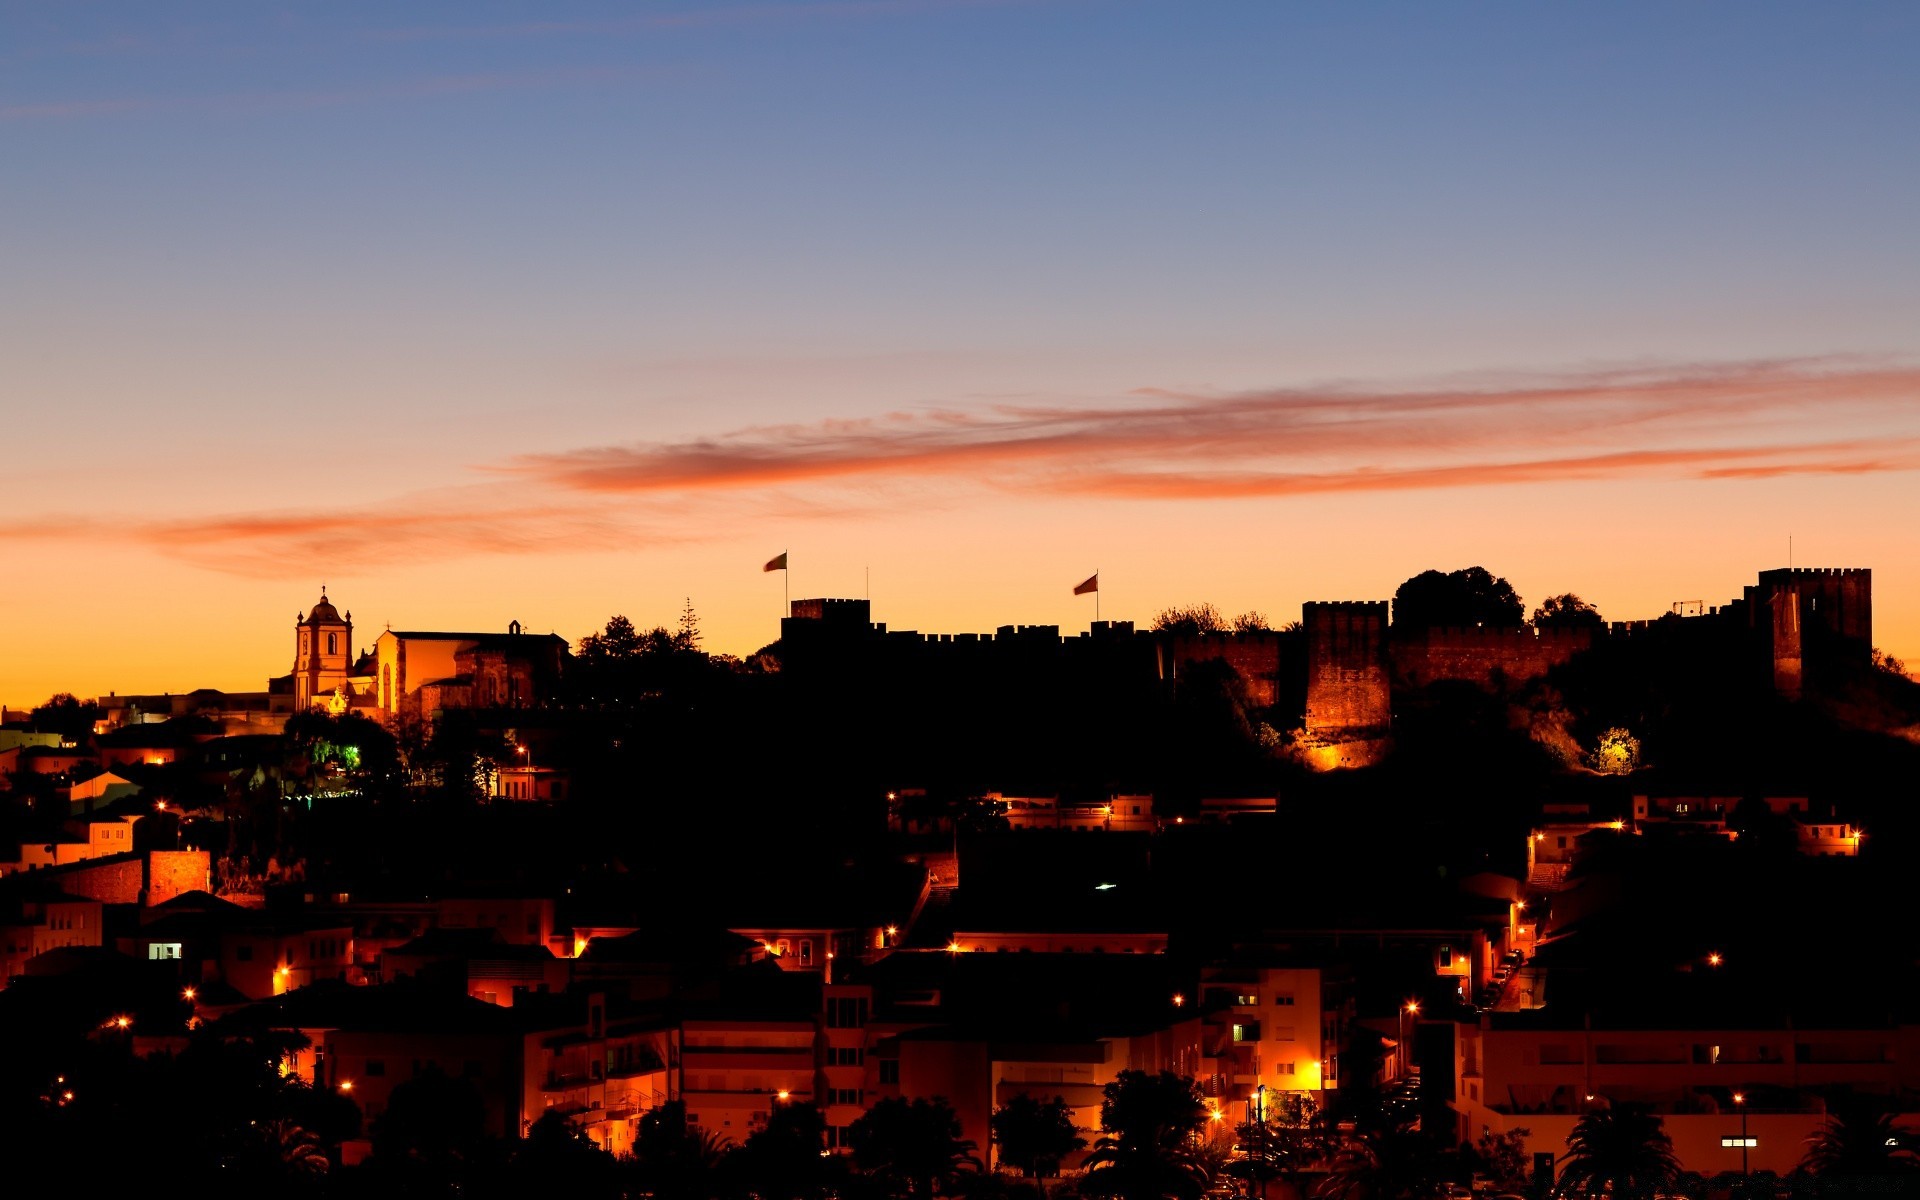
[305,593,345,625]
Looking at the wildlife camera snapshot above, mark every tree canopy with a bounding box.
[1532,593,1605,629]
[1392,567,1524,629]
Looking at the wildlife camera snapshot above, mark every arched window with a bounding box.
[326,633,337,655]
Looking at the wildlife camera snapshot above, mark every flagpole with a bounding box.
[785,550,790,618]
[1096,571,1100,624]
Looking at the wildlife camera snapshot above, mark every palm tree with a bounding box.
[1801,1098,1920,1178]
[1553,1103,1679,1200]
[1314,1121,1445,1200]
[1079,1070,1209,1200]
[632,1100,733,1198]
[992,1094,1087,1183]
[847,1095,983,1197]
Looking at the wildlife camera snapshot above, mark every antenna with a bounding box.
[1789,534,1793,569]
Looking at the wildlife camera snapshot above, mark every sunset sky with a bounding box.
[4,1,1918,706]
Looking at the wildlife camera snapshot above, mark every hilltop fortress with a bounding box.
[779,567,1873,770]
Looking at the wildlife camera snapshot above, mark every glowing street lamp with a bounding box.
[1733,1091,1749,1175]
[1708,952,1723,968]
[1398,1001,1419,1079]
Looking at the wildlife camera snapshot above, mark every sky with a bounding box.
[3,0,1918,705]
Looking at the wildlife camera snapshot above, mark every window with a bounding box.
[327,633,337,655]
[1722,1136,1758,1148]
[830,1088,862,1106]
[1438,947,1454,968]
[1232,1022,1261,1043]
[800,940,814,966]
[1235,993,1259,1007]
[1277,1062,1296,1075]
[148,942,182,960]
[831,1047,865,1067]
[828,998,869,1029]
[879,1060,900,1084]
[1273,994,1295,1006]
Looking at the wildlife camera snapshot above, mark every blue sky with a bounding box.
[3,1,1918,699]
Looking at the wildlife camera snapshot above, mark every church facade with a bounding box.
[277,592,568,720]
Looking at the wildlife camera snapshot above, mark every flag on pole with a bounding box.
[1073,572,1099,595]
[764,552,788,572]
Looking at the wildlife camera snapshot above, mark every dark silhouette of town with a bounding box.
[3,562,1917,1198]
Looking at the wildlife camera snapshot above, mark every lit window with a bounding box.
[1721,1136,1757,1148]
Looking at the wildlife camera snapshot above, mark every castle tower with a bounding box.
[293,590,353,711]
[1303,601,1392,735]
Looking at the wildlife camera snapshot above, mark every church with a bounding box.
[273,591,569,720]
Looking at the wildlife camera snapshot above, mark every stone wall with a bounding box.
[1165,632,1285,708]
[1303,602,1391,735]
[148,850,211,907]
[1391,625,1596,690]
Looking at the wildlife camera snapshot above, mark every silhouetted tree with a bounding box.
[511,1110,620,1198]
[1393,567,1524,629]
[1315,1121,1446,1200]
[1151,604,1226,635]
[991,1094,1086,1181]
[30,692,101,740]
[366,1066,500,1195]
[1552,1103,1679,1200]
[1079,1071,1209,1200]
[1532,594,1605,629]
[631,1101,733,1198]
[1232,611,1274,633]
[737,1101,840,1199]
[1800,1097,1919,1178]
[847,1096,982,1197]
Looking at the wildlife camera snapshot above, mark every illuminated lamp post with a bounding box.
[1398,1001,1419,1081]
[1733,1091,1748,1176]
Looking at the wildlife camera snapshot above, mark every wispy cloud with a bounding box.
[507,357,1920,498]
[0,65,662,123]
[8,357,1916,576]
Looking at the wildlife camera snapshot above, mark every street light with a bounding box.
[1733,1092,1748,1176]
[1398,1001,1419,1081]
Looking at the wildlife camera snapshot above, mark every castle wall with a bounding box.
[1303,602,1390,734]
[1391,625,1596,690]
[1165,632,1283,708]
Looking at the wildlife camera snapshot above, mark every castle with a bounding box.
[775,567,1874,770]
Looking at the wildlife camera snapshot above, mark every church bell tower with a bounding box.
[293,590,353,710]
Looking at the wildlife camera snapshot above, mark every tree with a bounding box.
[1552,1103,1679,1200]
[1800,1097,1919,1178]
[992,1094,1086,1181]
[1315,1121,1446,1200]
[1151,604,1226,636]
[1235,1091,1335,1198]
[632,1101,733,1198]
[1232,611,1274,633]
[512,1110,620,1198]
[847,1096,982,1197]
[1473,1127,1532,1194]
[30,693,102,741]
[1532,594,1604,629]
[1392,568,1524,629]
[1079,1071,1209,1200]
[677,598,703,650]
[737,1102,842,1200]
[1588,727,1640,775]
[367,1066,500,1194]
